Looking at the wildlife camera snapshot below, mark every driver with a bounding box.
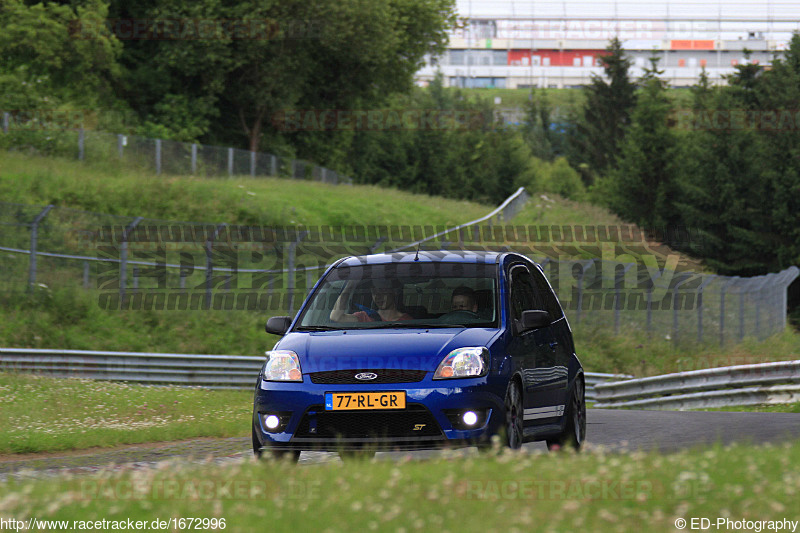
[451,286,478,313]
[330,279,413,322]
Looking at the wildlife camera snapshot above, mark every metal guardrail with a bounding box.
[594,360,800,410]
[1,347,619,395]
[584,372,634,401]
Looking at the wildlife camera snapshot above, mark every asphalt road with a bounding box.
[2,409,800,479]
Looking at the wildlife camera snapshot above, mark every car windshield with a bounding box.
[296,261,498,329]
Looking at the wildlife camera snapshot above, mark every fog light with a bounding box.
[265,415,280,429]
[462,411,478,426]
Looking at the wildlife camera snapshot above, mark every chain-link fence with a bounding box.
[0,112,351,185]
[1,198,797,347]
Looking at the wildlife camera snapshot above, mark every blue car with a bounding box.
[252,251,585,460]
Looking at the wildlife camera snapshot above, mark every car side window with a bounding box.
[509,265,542,324]
[530,266,564,320]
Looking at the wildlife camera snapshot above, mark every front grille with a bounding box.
[294,404,443,439]
[308,369,428,384]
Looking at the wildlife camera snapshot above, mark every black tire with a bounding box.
[547,379,586,451]
[503,380,524,449]
[252,426,300,462]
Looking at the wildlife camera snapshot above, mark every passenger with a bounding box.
[330,279,412,322]
[451,286,478,313]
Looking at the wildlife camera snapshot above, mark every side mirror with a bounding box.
[519,310,552,332]
[265,316,292,336]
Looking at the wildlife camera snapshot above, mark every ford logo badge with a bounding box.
[355,372,378,381]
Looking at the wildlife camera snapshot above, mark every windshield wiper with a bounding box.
[358,322,466,329]
[294,325,342,331]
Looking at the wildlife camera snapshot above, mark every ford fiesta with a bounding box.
[252,251,585,460]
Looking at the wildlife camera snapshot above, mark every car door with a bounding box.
[506,262,560,422]
[530,263,571,414]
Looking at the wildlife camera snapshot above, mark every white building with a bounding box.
[417,0,800,88]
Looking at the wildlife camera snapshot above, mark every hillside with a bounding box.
[1,151,796,374]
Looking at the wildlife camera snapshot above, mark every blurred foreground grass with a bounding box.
[1,440,799,532]
[0,372,251,454]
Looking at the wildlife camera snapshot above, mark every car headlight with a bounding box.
[262,350,303,382]
[433,347,489,379]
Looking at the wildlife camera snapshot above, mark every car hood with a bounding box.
[275,328,500,373]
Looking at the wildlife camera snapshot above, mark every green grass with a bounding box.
[0,151,491,226]
[695,402,800,414]
[0,372,251,454]
[576,327,800,377]
[2,440,800,532]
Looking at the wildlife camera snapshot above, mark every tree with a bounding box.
[602,55,677,229]
[568,37,637,183]
[109,0,457,152]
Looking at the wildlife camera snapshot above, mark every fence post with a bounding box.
[155,139,162,175]
[672,273,693,346]
[719,277,738,347]
[133,267,139,290]
[696,275,716,343]
[191,143,198,174]
[286,231,308,314]
[575,260,593,325]
[270,155,277,176]
[83,261,90,289]
[120,217,144,304]
[228,148,234,176]
[3,112,9,134]
[205,223,227,309]
[117,134,124,159]
[739,285,746,341]
[250,151,256,177]
[27,205,54,293]
[614,263,634,335]
[78,128,85,160]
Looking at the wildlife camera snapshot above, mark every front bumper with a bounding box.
[253,377,505,452]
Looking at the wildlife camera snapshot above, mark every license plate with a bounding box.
[325,392,406,411]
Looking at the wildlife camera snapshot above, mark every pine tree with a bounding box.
[603,55,676,229]
[568,37,637,182]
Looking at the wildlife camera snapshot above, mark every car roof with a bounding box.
[336,250,507,267]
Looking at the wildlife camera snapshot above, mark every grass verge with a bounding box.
[0,372,251,454]
[1,440,799,532]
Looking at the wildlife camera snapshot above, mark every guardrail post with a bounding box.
[78,128,85,160]
[2,112,8,134]
[155,139,162,175]
[120,217,144,304]
[28,205,54,293]
[191,143,198,174]
[205,223,227,309]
